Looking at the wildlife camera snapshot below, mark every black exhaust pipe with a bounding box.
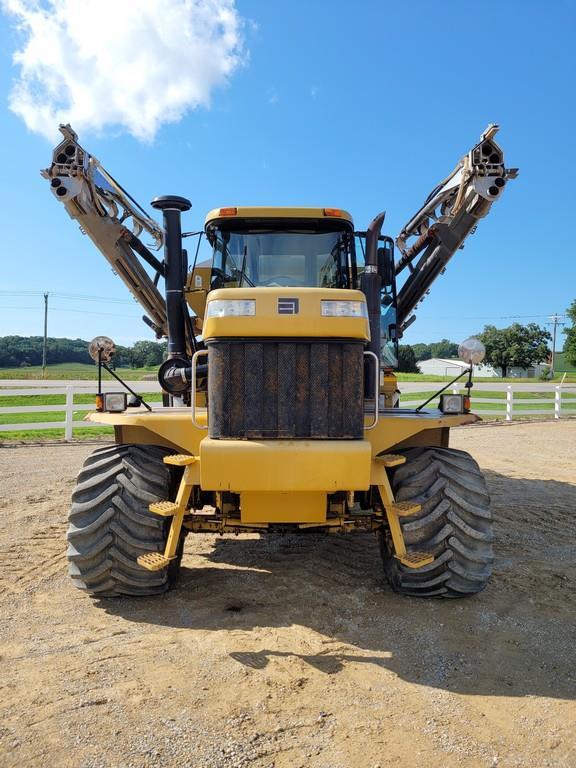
[361,211,385,395]
[151,195,191,359]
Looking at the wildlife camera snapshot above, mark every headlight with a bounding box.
[320,300,367,318]
[206,299,256,318]
[439,394,466,414]
[102,392,127,413]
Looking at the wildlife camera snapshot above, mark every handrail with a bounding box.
[363,351,380,430]
[190,350,209,430]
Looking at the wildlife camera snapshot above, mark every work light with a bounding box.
[439,394,467,414]
[101,392,127,413]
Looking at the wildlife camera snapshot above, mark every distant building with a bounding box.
[417,358,546,378]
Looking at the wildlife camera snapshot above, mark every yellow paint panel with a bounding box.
[199,437,372,491]
[203,287,370,341]
[241,491,326,523]
[87,408,479,482]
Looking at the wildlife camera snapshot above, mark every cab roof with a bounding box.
[204,206,354,228]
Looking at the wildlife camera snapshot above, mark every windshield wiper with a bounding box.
[235,245,255,287]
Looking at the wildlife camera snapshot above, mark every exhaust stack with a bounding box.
[151,195,191,359]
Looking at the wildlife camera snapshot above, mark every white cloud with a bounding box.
[1,0,245,142]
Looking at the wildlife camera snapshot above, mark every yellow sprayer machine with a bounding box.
[42,124,517,599]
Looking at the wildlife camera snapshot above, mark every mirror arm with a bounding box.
[415,367,472,412]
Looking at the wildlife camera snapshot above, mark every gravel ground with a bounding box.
[0,421,575,768]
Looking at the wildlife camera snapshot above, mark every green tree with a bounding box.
[429,338,459,359]
[0,336,168,369]
[0,336,92,366]
[129,340,167,368]
[411,343,431,361]
[563,300,576,366]
[479,323,551,377]
[397,344,419,373]
[409,339,459,361]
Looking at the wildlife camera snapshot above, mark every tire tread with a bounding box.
[381,447,493,598]
[66,444,182,597]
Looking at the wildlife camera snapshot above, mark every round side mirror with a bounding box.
[458,337,486,365]
[88,336,116,363]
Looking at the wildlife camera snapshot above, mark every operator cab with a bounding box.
[204,207,357,291]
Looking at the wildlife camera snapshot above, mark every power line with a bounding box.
[417,313,559,320]
[0,290,135,305]
[0,305,140,318]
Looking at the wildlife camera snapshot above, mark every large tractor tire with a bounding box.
[380,447,494,598]
[67,444,183,597]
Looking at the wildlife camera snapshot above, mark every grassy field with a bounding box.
[401,389,576,417]
[402,389,576,401]
[0,390,163,441]
[0,363,158,380]
[0,426,114,440]
[396,372,576,384]
[2,363,575,384]
[0,392,163,408]
[0,386,574,441]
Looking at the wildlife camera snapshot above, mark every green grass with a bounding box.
[0,391,163,428]
[399,389,576,417]
[0,427,113,441]
[0,388,162,439]
[2,364,576,385]
[0,392,163,408]
[2,379,574,442]
[0,363,159,380]
[396,372,576,384]
[401,389,576,401]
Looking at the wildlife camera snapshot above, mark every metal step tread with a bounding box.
[163,454,197,466]
[149,500,180,516]
[391,501,422,516]
[397,551,434,568]
[137,552,173,571]
[377,453,407,467]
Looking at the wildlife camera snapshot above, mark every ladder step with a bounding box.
[163,454,197,466]
[137,552,173,571]
[391,501,421,517]
[149,500,180,517]
[397,551,435,568]
[377,453,407,468]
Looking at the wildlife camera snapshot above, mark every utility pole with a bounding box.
[42,292,49,379]
[547,313,565,377]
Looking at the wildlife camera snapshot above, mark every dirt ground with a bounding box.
[0,422,575,768]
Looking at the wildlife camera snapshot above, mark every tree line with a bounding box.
[398,321,556,374]
[0,336,167,368]
[2,307,574,374]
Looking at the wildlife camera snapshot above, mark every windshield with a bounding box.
[207,228,355,289]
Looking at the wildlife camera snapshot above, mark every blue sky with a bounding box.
[0,0,574,347]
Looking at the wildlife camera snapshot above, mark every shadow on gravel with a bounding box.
[99,470,576,701]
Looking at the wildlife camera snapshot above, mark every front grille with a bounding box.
[208,339,364,439]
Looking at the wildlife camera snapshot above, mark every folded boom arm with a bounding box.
[41,124,168,337]
[394,124,518,333]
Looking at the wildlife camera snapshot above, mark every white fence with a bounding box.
[400,384,576,421]
[0,381,574,440]
[0,382,161,440]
